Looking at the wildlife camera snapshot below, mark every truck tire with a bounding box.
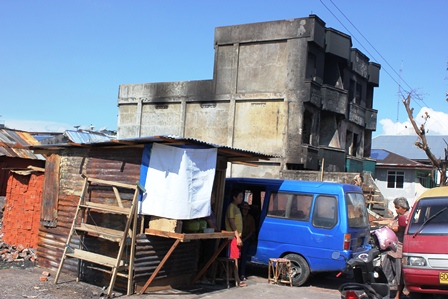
[283,253,310,286]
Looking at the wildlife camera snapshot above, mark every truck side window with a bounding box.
[312,195,337,229]
[267,192,286,217]
[267,192,312,221]
[290,194,312,221]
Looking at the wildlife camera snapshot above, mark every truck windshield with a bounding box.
[407,197,448,236]
[345,192,369,228]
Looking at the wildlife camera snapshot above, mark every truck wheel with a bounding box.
[409,292,423,299]
[283,253,310,286]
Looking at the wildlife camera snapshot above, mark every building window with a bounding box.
[416,171,432,188]
[355,83,362,105]
[351,133,359,156]
[387,171,404,188]
[306,52,317,80]
[349,80,362,104]
[302,110,313,144]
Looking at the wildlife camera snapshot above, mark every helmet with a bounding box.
[372,227,398,252]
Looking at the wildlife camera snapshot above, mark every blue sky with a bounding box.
[1,0,447,136]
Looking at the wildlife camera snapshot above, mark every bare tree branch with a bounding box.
[402,93,447,186]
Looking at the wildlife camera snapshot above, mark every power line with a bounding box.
[320,0,448,133]
[398,62,403,122]
[319,0,405,92]
[328,0,414,92]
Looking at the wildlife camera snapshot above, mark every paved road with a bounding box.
[137,264,347,299]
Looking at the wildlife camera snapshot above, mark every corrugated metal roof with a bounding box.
[0,128,45,160]
[372,135,448,160]
[40,130,113,145]
[370,149,433,169]
[31,135,276,161]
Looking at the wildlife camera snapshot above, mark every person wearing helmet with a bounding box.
[383,197,410,299]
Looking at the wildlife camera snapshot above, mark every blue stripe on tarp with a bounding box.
[139,144,152,203]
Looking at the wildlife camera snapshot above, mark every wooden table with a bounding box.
[139,229,234,294]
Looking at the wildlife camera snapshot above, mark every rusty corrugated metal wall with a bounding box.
[133,234,199,292]
[37,147,142,276]
[37,145,201,292]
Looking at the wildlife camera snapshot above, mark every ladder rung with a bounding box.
[66,248,125,268]
[80,202,131,215]
[54,175,139,298]
[87,265,129,278]
[87,177,137,190]
[75,223,125,242]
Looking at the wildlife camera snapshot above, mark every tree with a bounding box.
[402,94,447,186]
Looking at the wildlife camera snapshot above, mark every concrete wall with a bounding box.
[116,15,380,179]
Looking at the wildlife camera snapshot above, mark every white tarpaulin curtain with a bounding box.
[140,143,217,219]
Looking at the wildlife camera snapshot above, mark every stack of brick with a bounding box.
[2,172,44,249]
[0,242,37,262]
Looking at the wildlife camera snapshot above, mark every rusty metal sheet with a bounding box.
[134,234,199,284]
[41,154,60,227]
[0,129,44,159]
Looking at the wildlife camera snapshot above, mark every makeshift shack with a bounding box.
[31,136,271,296]
[0,128,45,196]
[0,128,45,249]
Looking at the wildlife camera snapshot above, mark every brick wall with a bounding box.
[3,172,44,248]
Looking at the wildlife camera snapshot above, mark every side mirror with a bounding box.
[398,215,407,227]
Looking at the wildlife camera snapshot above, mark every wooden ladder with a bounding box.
[54,175,143,298]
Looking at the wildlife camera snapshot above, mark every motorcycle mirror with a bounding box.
[331,251,341,260]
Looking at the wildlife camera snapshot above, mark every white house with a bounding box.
[371,134,448,211]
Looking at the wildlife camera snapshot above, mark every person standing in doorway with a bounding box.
[225,188,247,287]
[239,201,256,282]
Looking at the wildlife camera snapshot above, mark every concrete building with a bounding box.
[117,15,380,178]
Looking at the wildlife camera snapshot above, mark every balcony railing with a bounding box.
[348,102,366,126]
[321,85,348,116]
[365,108,377,130]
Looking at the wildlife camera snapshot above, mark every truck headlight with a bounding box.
[403,256,427,267]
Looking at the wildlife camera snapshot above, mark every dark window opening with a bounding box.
[306,53,317,80]
[286,163,304,170]
[351,133,359,156]
[387,171,404,189]
[355,83,362,105]
[349,79,355,103]
[302,110,313,144]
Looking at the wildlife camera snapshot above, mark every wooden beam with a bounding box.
[138,239,181,294]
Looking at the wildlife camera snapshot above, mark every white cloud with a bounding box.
[379,107,448,135]
[4,119,72,133]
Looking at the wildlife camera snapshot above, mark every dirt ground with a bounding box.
[0,261,342,299]
[0,263,108,299]
[1,195,105,299]
[0,262,287,299]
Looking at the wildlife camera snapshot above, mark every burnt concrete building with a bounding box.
[117,15,380,178]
